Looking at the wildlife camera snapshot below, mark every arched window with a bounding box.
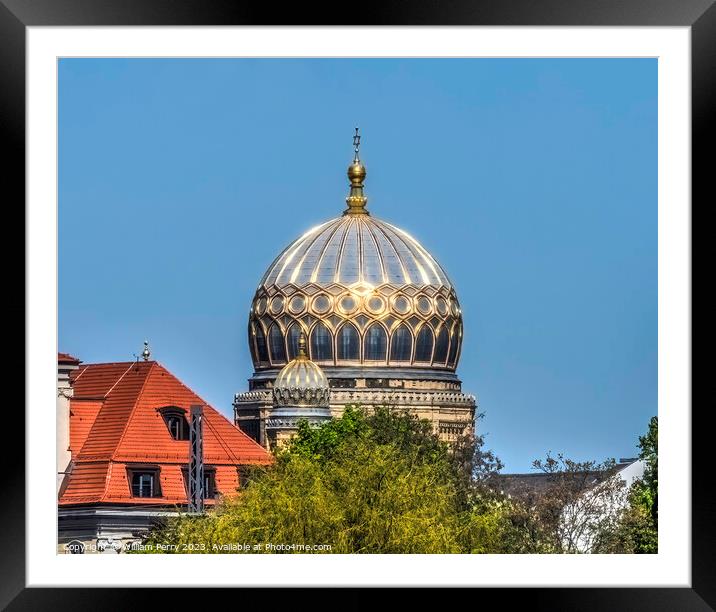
[389,324,413,362]
[268,324,286,363]
[337,323,360,361]
[448,324,461,366]
[286,323,302,360]
[158,407,190,441]
[364,323,387,361]
[254,323,269,364]
[433,326,449,365]
[414,325,434,362]
[310,322,333,362]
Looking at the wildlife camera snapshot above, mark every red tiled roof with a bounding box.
[58,352,81,365]
[60,361,271,506]
[69,400,103,458]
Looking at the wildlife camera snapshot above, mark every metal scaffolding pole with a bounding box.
[188,404,204,514]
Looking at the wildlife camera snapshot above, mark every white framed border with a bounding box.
[27,26,690,587]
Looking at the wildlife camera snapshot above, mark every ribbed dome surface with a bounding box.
[260,215,453,288]
[248,213,464,373]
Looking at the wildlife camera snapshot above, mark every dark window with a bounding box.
[329,378,356,389]
[364,324,387,361]
[237,413,260,443]
[167,415,186,440]
[182,467,217,499]
[268,324,286,363]
[310,322,333,361]
[448,324,461,365]
[159,407,190,440]
[366,378,389,388]
[286,323,302,360]
[130,469,161,498]
[337,323,360,360]
[204,470,216,499]
[414,326,434,362]
[254,324,269,363]
[389,324,413,362]
[433,326,449,364]
[237,465,251,489]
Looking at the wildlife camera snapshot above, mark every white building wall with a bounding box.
[57,361,78,494]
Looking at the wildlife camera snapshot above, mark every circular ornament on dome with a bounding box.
[416,296,432,315]
[435,297,448,316]
[366,295,385,315]
[338,295,359,314]
[288,295,306,315]
[270,296,284,315]
[450,300,460,317]
[391,295,411,315]
[256,296,268,316]
[312,294,331,315]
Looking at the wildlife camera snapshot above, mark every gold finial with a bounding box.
[298,332,308,358]
[345,126,368,216]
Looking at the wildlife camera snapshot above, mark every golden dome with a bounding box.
[248,129,463,374]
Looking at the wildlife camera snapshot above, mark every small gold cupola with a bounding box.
[344,127,369,215]
[272,332,330,408]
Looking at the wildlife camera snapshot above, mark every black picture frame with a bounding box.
[5,0,709,608]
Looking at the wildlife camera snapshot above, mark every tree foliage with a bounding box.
[596,416,658,553]
[137,408,658,555]
[636,415,658,527]
[497,454,628,553]
[139,406,510,554]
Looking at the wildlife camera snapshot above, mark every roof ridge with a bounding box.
[110,362,157,461]
[84,360,158,367]
[72,364,88,382]
[76,362,153,460]
[103,361,137,398]
[102,461,114,500]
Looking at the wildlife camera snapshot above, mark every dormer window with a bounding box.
[127,467,161,498]
[167,415,186,440]
[181,466,217,499]
[158,406,190,440]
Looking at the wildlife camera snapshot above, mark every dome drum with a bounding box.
[249,281,463,371]
[266,406,333,431]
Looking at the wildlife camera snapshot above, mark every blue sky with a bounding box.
[58,58,657,472]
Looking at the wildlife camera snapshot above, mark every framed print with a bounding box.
[6,0,710,607]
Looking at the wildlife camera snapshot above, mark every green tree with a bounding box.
[636,415,658,527]
[138,405,513,554]
[499,454,627,553]
[600,416,658,553]
[135,408,659,555]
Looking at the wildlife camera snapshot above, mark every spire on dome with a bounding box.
[352,126,361,163]
[344,127,368,216]
[297,332,308,359]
